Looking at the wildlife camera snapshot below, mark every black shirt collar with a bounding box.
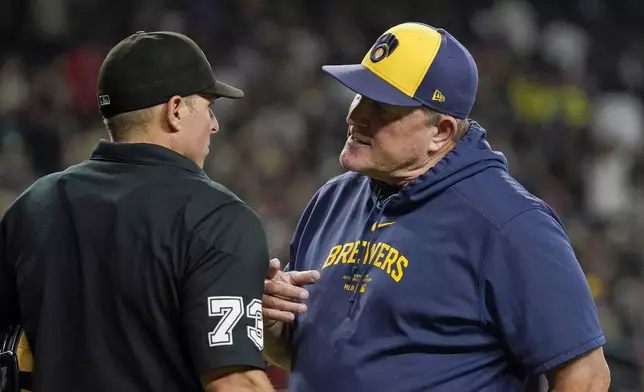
[90,140,206,176]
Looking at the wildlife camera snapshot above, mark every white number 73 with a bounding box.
[207,296,263,351]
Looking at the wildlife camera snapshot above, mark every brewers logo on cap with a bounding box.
[370,33,399,63]
[321,22,479,119]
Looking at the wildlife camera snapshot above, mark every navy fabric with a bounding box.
[286,123,605,392]
[321,64,422,107]
[414,29,479,118]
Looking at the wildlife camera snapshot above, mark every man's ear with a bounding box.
[429,115,458,152]
[165,95,186,133]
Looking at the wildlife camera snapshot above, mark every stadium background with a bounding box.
[1,0,643,390]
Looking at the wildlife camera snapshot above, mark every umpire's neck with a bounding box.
[105,101,207,169]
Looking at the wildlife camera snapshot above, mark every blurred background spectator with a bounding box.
[1,0,643,390]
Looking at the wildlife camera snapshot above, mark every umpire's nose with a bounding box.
[210,107,219,134]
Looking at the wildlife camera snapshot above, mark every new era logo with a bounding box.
[98,95,111,106]
[432,90,445,102]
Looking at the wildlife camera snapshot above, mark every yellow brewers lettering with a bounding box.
[321,240,408,283]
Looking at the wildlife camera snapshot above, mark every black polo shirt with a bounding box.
[0,141,269,391]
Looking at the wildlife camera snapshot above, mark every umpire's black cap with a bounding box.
[97,31,244,119]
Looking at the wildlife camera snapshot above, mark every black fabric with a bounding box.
[97,31,244,119]
[0,142,269,391]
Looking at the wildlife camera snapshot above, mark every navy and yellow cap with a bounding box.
[322,22,478,119]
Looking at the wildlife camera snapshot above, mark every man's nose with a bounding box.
[210,109,219,133]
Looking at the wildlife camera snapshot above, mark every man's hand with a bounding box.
[262,258,319,368]
[263,259,320,323]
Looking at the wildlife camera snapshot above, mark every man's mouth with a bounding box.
[349,133,370,145]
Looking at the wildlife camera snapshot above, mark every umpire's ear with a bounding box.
[165,95,189,133]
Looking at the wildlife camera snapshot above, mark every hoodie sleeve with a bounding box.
[481,208,605,375]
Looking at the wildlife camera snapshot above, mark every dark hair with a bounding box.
[102,96,197,141]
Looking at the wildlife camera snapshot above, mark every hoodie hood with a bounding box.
[372,121,508,210]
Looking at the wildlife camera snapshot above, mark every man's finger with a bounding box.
[262,294,307,313]
[262,308,295,323]
[266,258,281,279]
[288,270,321,286]
[264,279,309,300]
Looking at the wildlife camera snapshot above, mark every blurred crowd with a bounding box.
[1,0,644,390]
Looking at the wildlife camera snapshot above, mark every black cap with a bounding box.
[97,31,244,119]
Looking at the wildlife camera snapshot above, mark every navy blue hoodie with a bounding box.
[286,123,605,392]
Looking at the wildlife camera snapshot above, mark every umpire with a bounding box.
[0,31,274,392]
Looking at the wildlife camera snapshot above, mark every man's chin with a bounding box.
[339,154,371,175]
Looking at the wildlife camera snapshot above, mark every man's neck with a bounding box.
[381,142,456,187]
[114,132,172,151]
[113,132,204,169]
